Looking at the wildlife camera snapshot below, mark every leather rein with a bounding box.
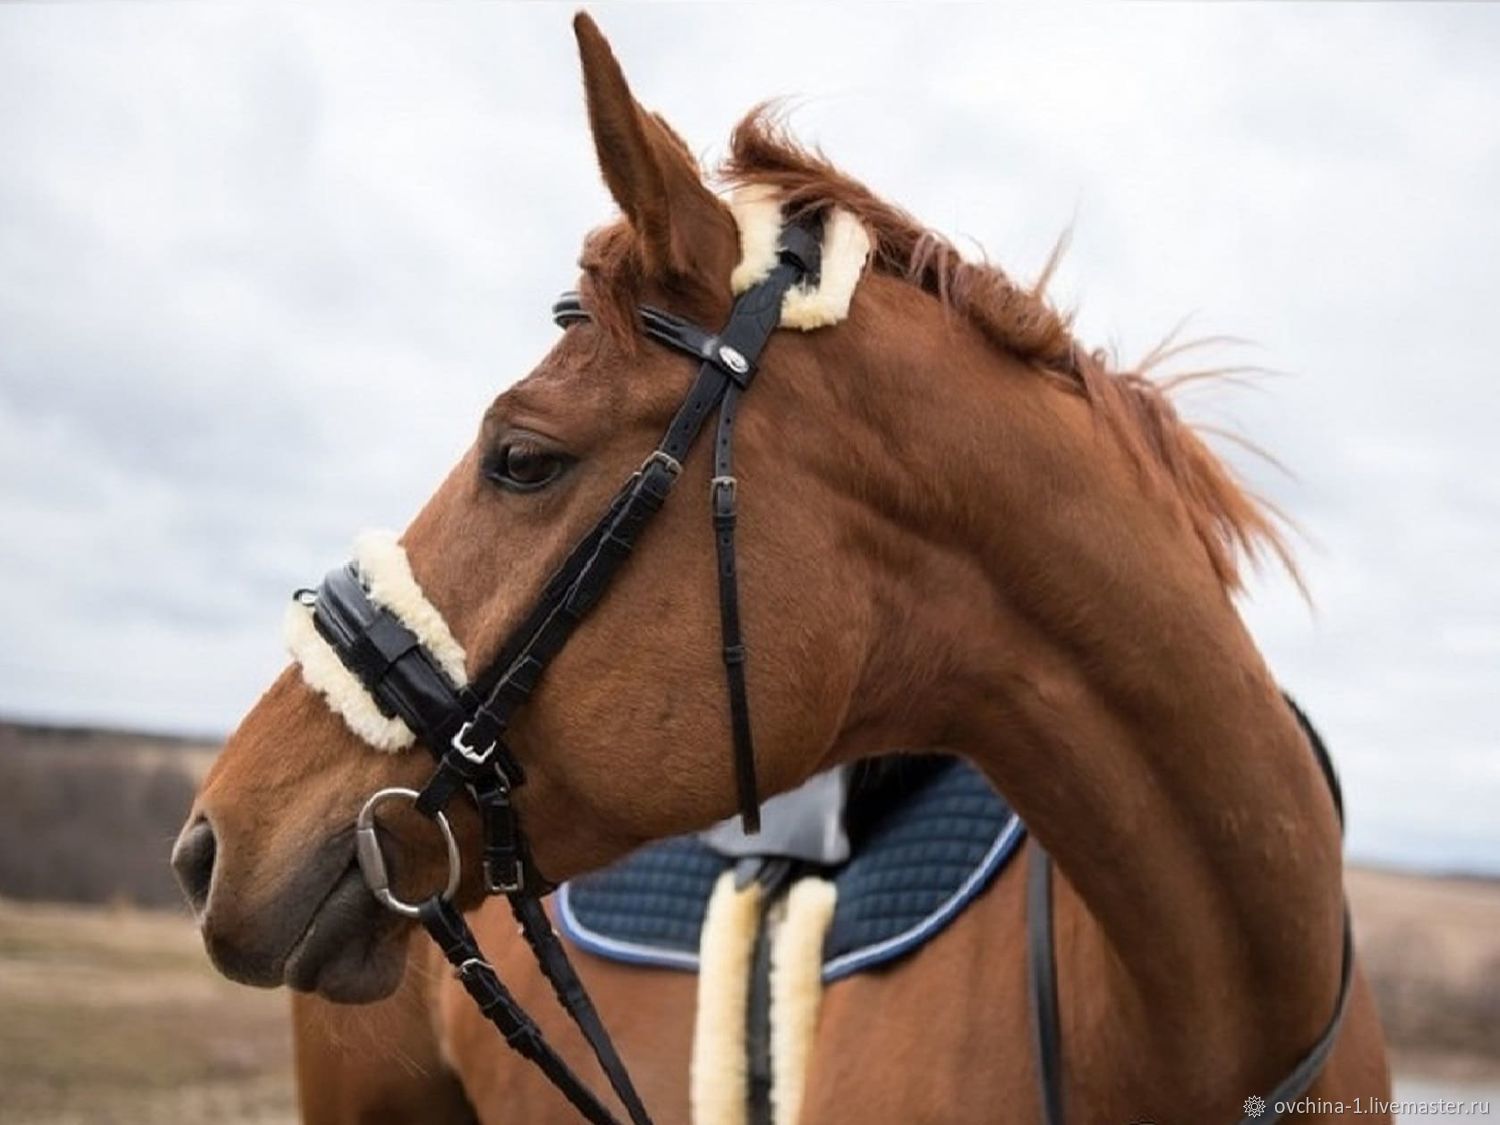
[296,211,1352,1123]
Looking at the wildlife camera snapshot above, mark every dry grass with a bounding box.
[1349,867,1500,1075]
[0,897,295,1125]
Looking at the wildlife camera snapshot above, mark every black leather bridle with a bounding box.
[297,208,1352,1123]
[300,215,823,1124]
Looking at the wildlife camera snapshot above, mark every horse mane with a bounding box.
[721,106,1297,594]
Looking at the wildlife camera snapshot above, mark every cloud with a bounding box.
[0,4,1495,871]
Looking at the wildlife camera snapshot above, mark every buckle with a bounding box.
[451,720,495,765]
[642,449,682,478]
[485,856,524,895]
[454,956,492,981]
[711,475,737,502]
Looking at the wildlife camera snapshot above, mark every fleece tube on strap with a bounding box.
[692,873,765,1125]
[768,878,837,1125]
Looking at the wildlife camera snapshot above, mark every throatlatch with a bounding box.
[294,214,822,1124]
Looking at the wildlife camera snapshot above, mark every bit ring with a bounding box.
[355,787,461,918]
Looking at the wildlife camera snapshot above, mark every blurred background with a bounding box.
[1,4,1495,1122]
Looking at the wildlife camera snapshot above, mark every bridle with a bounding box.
[300,213,823,1124]
[296,208,1352,1123]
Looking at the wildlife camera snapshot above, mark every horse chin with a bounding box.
[282,861,407,1004]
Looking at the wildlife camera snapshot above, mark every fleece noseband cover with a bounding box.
[284,530,468,752]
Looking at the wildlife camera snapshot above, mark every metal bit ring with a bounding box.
[355,787,462,918]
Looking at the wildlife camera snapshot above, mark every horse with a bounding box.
[174,12,1393,1123]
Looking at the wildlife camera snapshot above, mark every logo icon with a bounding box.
[1242,1095,1267,1118]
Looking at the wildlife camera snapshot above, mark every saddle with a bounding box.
[557,755,1024,981]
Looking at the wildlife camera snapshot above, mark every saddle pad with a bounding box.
[557,757,1025,982]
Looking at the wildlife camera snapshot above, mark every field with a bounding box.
[3,875,1498,1124]
[0,720,1496,1121]
[0,898,294,1125]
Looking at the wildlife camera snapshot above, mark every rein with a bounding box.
[299,215,822,1124]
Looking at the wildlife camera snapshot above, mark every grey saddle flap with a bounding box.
[698,765,852,865]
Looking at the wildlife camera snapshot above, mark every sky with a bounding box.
[0,4,1496,875]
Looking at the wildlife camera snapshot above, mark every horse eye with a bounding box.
[485,442,570,492]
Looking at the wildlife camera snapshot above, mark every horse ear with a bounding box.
[572,12,724,281]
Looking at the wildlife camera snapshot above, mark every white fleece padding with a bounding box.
[769,878,837,1125]
[729,184,784,294]
[690,872,764,1125]
[727,186,871,330]
[283,601,416,752]
[352,530,469,688]
[780,209,871,332]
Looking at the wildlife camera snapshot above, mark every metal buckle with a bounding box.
[642,449,682,478]
[355,787,462,919]
[711,475,737,502]
[454,956,492,981]
[485,857,524,895]
[451,720,495,765]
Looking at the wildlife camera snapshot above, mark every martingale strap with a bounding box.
[1026,695,1355,1125]
[308,214,822,1125]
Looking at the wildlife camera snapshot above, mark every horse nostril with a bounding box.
[171,817,217,913]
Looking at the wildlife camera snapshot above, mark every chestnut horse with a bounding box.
[175,13,1391,1124]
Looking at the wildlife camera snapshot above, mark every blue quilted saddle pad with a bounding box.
[557,755,1025,982]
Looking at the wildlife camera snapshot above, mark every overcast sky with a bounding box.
[1,4,1495,875]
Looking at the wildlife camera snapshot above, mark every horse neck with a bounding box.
[807,289,1345,1050]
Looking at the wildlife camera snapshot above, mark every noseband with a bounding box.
[297,214,823,1124]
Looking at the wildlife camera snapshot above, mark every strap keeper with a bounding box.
[476,781,525,894]
[504,655,546,697]
[636,452,681,506]
[722,642,747,666]
[778,220,822,276]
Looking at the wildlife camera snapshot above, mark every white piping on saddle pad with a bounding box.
[729,185,872,330]
[283,530,468,753]
[691,873,765,1125]
[768,878,837,1125]
[689,873,840,1125]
